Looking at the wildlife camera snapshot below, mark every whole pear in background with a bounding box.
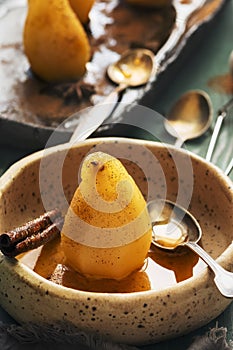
[23,0,91,82]
[69,0,95,23]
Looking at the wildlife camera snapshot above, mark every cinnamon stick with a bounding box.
[0,209,64,258]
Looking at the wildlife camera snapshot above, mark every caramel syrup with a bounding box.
[18,236,206,293]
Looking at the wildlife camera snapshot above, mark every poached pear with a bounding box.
[61,152,152,280]
[23,0,91,82]
[69,0,95,24]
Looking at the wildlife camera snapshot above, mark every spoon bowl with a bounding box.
[147,199,233,298]
[107,48,155,87]
[165,90,213,148]
[147,199,201,249]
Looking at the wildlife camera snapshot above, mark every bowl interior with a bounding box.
[1,138,232,262]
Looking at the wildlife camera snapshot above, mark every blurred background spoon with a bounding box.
[147,199,233,298]
[206,96,233,162]
[225,157,233,176]
[206,50,233,171]
[164,90,213,148]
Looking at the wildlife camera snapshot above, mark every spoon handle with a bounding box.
[225,157,233,176]
[68,83,127,143]
[174,137,184,149]
[205,97,233,162]
[186,241,233,298]
[205,113,225,162]
[155,0,205,69]
[156,20,186,69]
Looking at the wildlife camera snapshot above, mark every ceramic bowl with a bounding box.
[0,137,232,346]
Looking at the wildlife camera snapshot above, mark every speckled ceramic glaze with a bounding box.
[0,137,233,346]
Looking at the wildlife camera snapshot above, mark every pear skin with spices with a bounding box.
[61,152,152,280]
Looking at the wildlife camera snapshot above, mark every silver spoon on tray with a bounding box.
[155,0,206,72]
[66,0,207,139]
[147,199,233,298]
[164,90,213,148]
[66,48,155,139]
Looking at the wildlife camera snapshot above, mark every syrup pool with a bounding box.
[18,236,206,293]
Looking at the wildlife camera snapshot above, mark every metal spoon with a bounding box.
[205,49,233,163]
[67,48,155,139]
[107,48,155,90]
[164,90,213,148]
[206,96,233,175]
[147,199,233,298]
[225,157,233,176]
[155,0,206,71]
[206,96,233,162]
